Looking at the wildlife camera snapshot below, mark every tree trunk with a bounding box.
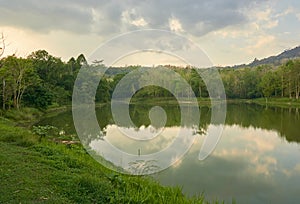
[289,80,292,99]
[13,91,18,109]
[2,79,5,110]
[199,85,202,98]
[296,84,299,100]
[281,75,284,97]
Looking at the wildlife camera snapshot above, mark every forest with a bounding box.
[0,49,300,110]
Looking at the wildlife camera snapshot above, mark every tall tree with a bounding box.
[259,71,277,103]
[0,56,39,109]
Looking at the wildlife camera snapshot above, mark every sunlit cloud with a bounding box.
[0,0,300,65]
[169,17,184,32]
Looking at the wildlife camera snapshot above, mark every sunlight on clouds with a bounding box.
[121,9,148,27]
[245,35,276,55]
[252,8,278,29]
[1,1,300,66]
[197,2,299,65]
[168,17,184,32]
[131,18,147,27]
[256,8,272,20]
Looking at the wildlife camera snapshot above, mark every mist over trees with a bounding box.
[0,49,299,110]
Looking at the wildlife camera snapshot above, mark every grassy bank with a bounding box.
[131,96,300,108]
[130,97,212,106]
[0,117,214,203]
[226,98,300,108]
[253,97,300,108]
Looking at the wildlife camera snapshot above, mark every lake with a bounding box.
[37,103,300,203]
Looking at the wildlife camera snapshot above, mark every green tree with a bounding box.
[96,78,110,102]
[259,71,277,102]
[0,55,39,109]
[23,85,53,109]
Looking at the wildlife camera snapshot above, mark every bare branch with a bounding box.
[0,33,5,58]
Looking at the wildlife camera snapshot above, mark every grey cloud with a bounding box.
[133,0,265,35]
[0,0,94,33]
[0,0,267,36]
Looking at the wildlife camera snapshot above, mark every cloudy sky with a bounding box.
[1,0,300,66]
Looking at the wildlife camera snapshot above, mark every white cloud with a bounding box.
[168,17,184,32]
[131,18,148,27]
[245,34,276,55]
[121,9,148,27]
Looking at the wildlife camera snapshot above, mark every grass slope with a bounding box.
[0,117,212,204]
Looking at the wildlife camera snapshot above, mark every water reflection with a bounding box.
[36,103,300,203]
[38,104,299,144]
[156,125,300,203]
[226,104,300,143]
[90,124,199,174]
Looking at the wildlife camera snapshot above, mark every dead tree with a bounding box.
[0,33,5,110]
[0,33,4,58]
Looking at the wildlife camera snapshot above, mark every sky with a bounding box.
[0,0,300,66]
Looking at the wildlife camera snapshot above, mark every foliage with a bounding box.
[32,125,58,137]
[0,55,39,109]
[22,84,53,109]
[220,61,300,100]
[1,49,300,112]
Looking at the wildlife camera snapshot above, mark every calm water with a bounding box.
[37,103,300,203]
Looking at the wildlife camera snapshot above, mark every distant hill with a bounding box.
[106,46,300,71]
[223,46,300,69]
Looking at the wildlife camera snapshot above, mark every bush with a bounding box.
[32,125,58,138]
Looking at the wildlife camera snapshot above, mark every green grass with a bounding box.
[0,117,214,203]
[229,97,300,108]
[3,107,44,127]
[130,97,212,107]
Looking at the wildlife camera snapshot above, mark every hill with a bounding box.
[222,46,300,69]
[249,46,300,67]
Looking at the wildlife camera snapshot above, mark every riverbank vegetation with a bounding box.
[0,50,299,111]
[0,49,299,203]
[0,117,211,203]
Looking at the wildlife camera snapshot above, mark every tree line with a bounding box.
[0,50,86,109]
[220,61,300,100]
[0,49,299,110]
